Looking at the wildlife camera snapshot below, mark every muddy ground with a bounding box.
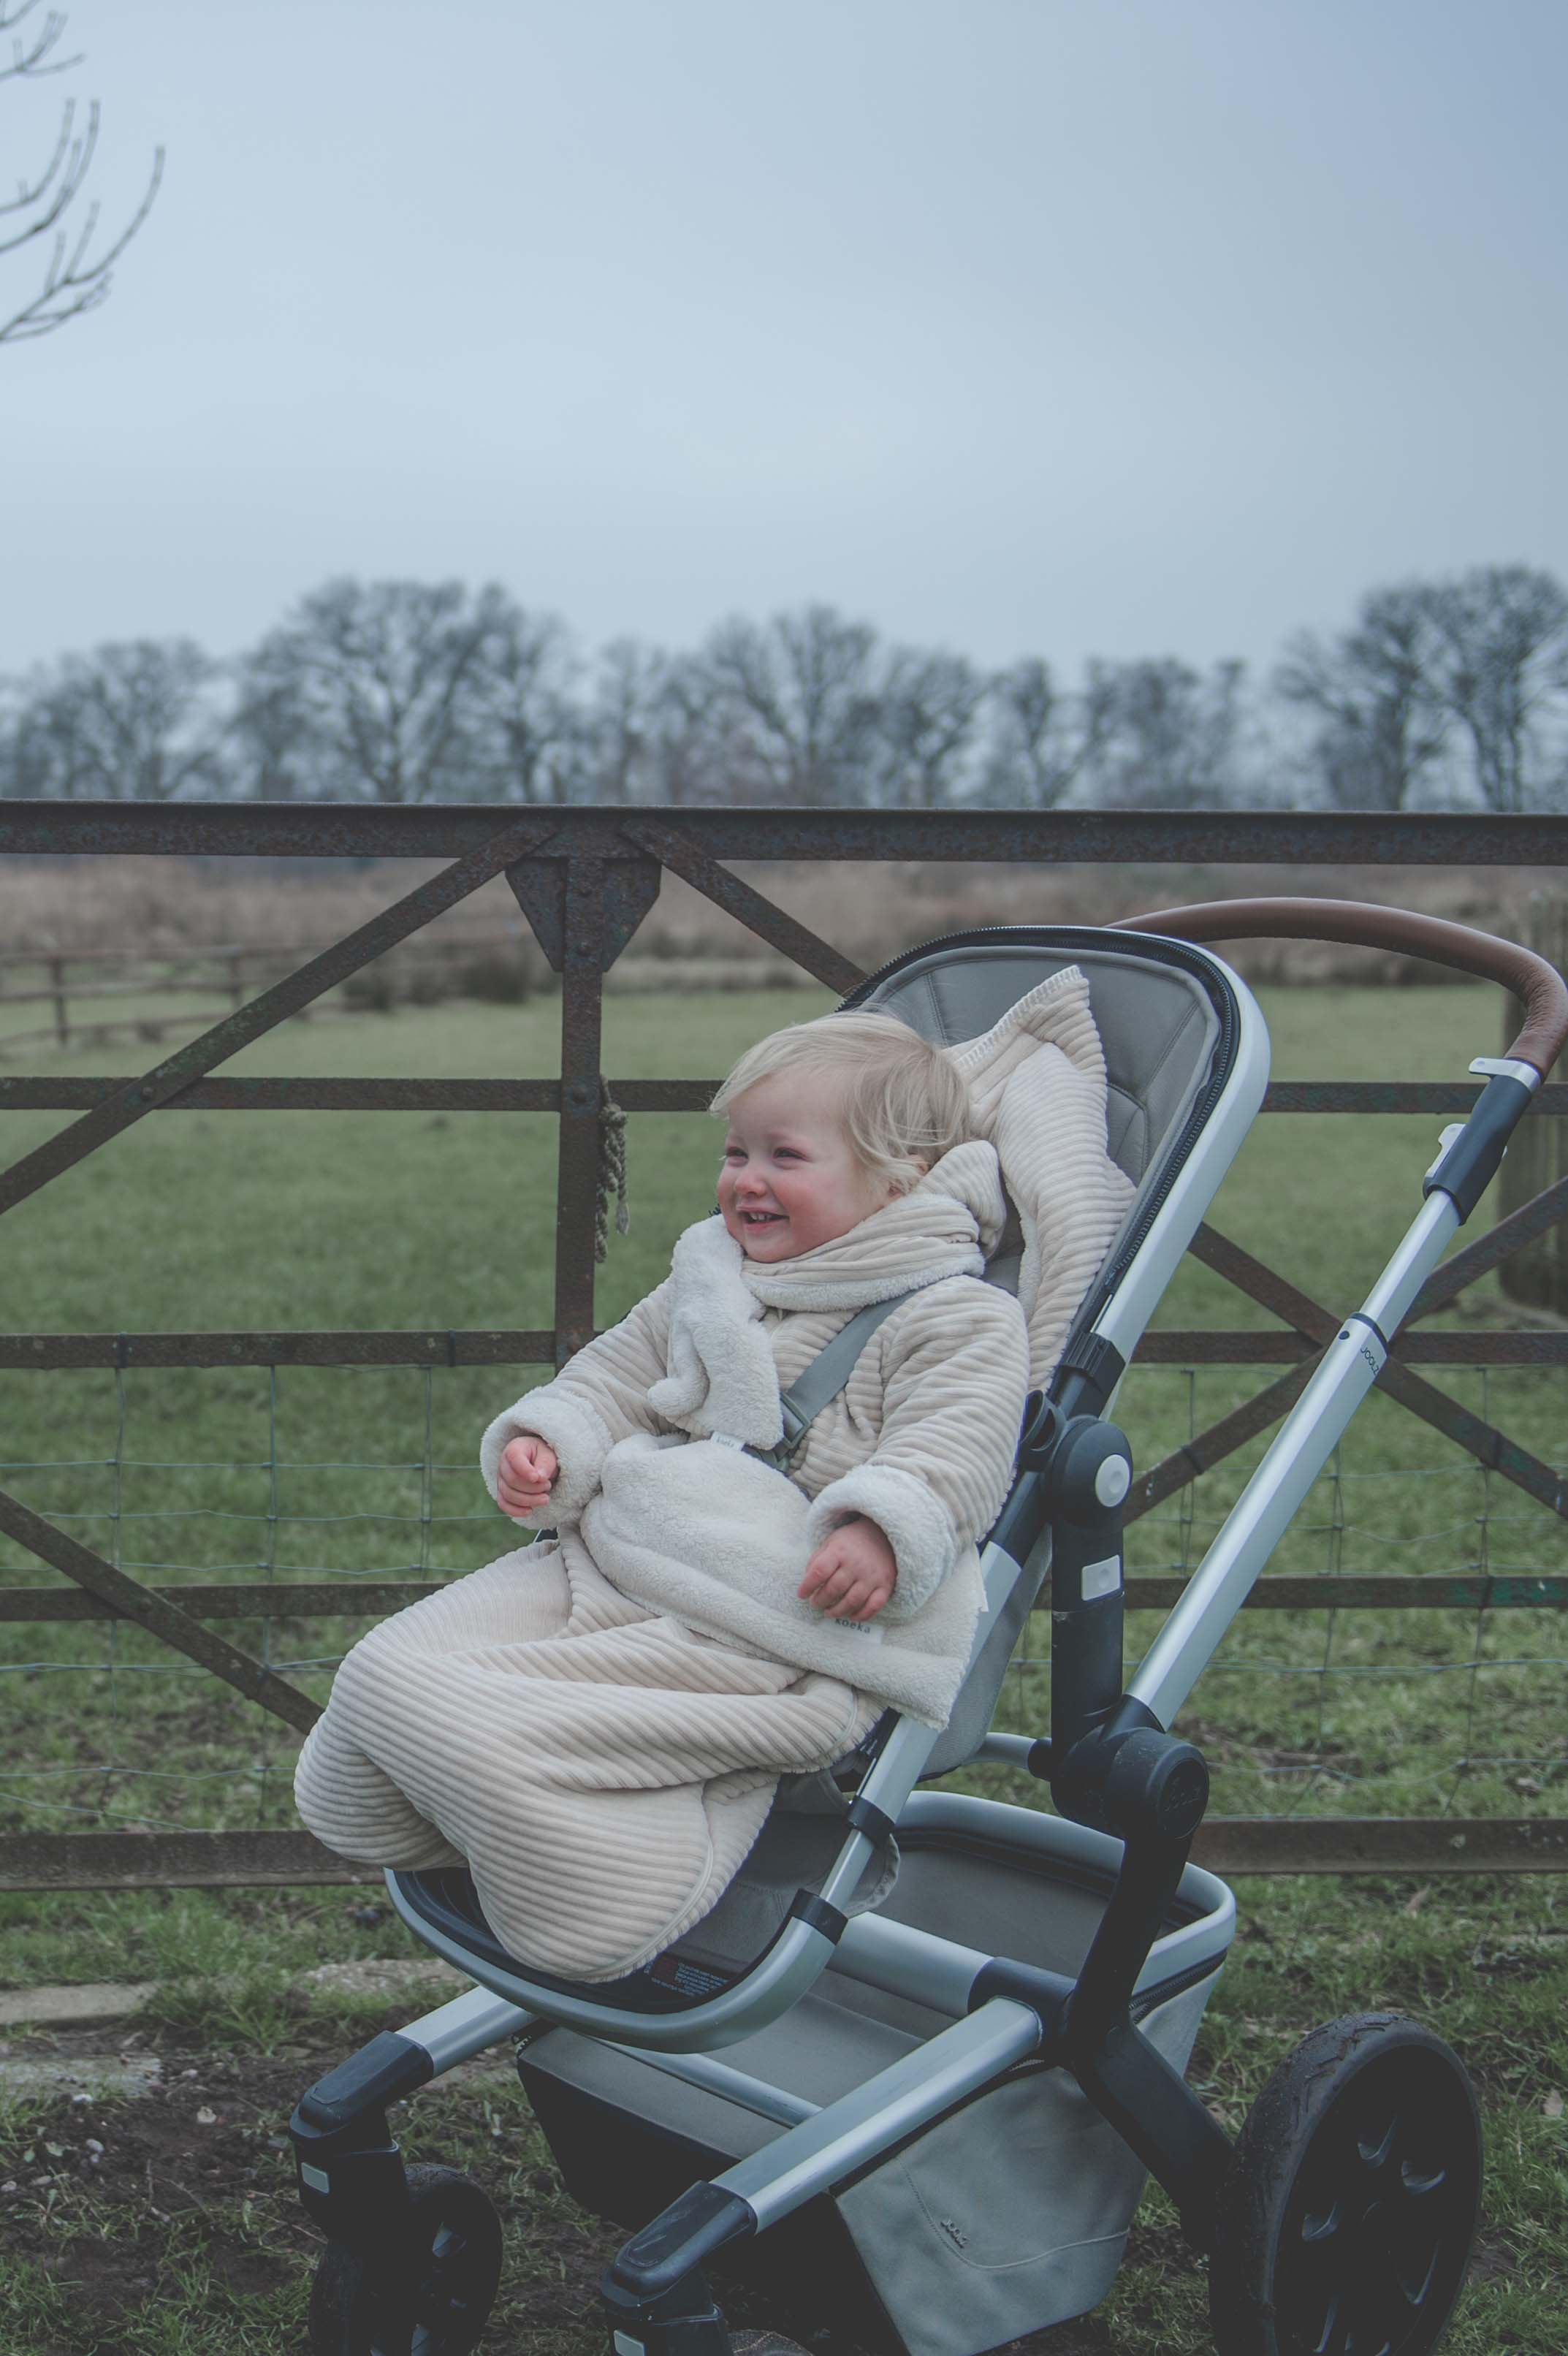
[0,2009,1220,2356]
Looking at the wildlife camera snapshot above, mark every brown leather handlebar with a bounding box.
[1111,897,1568,1079]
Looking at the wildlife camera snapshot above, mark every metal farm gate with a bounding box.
[1,801,1566,1893]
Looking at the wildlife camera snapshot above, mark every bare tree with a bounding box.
[468,594,582,804]
[1085,658,1248,808]
[229,645,321,802]
[1421,565,1568,813]
[7,638,226,798]
[704,606,882,805]
[249,579,499,805]
[644,654,743,805]
[1274,585,1448,810]
[978,658,1113,807]
[1,1,162,346]
[873,648,988,808]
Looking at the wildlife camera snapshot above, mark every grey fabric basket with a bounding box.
[517,1807,1232,2355]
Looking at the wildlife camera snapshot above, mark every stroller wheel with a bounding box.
[307,2163,503,2356]
[1209,2013,1483,2356]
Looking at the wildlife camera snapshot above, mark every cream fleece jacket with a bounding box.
[479,1141,1029,1645]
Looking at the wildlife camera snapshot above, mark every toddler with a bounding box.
[294,1010,1029,1980]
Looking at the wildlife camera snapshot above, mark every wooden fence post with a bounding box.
[1499,894,1568,1314]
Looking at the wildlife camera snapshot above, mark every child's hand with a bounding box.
[497,1435,558,1519]
[799,1516,898,1622]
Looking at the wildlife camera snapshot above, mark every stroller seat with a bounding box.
[384,924,1255,2025]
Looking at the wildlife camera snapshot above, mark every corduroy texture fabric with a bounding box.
[294,978,1131,1977]
[293,1535,876,1980]
[944,964,1138,1390]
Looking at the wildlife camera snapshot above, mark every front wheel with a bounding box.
[307,2163,503,2356]
[1209,2013,1483,2356]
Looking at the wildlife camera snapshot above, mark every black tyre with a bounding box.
[1209,2012,1483,2356]
[308,2163,503,2356]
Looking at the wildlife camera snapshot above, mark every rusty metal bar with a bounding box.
[1187,1223,1340,1342]
[0,1486,321,1733]
[1134,1330,1568,1365]
[1189,1817,1568,1876]
[0,1077,715,1112]
[0,1830,381,1890]
[1125,1364,1318,1523]
[4,1324,1564,1372]
[0,815,557,1219]
[5,1572,1564,1624]
[0,1329,553,1369]
[620,817,866,993]
[1263,1082,1568,1114]
[4,1076,1566,1117]
[1183,1226,1568,1521]
[7,800,1568,864]
[3,1816,1564,1890]
[1405,1172,1568,1323]
[1374,1358,1568,1520]
[553,856,608,1364]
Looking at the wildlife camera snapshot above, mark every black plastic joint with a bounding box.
[1052,1334,1127,1418]
[845,1794,897,1847]
[1423,1071,1534,1223]
[1044,1418,1133,1523]
[606,2184,757,2302]
[788,1889,848,1943]
[292,2031,434,2142]
[967,1956,1073,2038]
[1051,1703,1210,1844]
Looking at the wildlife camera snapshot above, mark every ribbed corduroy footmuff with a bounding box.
[293,968,1134,1980]
[292,1533,878,1981]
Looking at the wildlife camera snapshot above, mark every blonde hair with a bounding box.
[711,1010,973,1193]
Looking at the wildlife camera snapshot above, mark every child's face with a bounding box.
[718,1074,897,1261]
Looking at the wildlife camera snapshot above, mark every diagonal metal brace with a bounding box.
[0,1485,321,1734]
[0,813,557,1218]
[1158,1223,1568,1523]
[620,816,865,995]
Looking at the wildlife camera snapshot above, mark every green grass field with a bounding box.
[1,982,1565,2352]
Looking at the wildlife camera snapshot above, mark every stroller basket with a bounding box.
[517,1796,1233,2356]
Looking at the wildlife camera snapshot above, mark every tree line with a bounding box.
[2,564,1565,813]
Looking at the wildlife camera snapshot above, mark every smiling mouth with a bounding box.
[740,1210,785,1226]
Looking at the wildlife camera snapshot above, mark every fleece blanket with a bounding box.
[294,965,1133,1980]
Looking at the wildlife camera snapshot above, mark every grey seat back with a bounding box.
[855,932,1221,1196]
[850,931,1230,1779]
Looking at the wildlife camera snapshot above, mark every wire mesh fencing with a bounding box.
[2,1356,1565,1852]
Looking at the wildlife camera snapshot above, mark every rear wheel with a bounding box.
[1209,2013,1483,2356]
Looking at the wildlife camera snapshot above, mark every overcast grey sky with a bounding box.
[4,0,1564,683]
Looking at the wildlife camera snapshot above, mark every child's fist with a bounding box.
[497,1434,558,1519]
[799,1515,898,1622]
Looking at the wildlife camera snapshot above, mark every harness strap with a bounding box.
[748,1288,924,1472]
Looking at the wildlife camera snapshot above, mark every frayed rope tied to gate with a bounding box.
[594,1081,631,1264]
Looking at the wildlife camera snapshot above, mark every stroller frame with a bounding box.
[291,900,1567,2356]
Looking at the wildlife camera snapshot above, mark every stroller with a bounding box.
[290,900,1567,2356]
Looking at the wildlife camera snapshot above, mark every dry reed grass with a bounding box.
[0,850,1544,988]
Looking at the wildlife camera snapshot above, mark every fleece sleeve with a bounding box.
[479,1280,674,1525]
[803,1277,1030,1619]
